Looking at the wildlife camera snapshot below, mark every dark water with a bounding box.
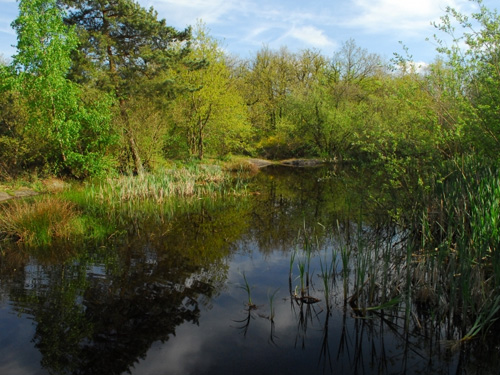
[0,166,497,375]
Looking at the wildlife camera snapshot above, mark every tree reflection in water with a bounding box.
[0,198,248,375]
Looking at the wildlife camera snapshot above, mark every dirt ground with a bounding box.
[0,188,39,202]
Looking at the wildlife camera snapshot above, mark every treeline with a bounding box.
[0,0,499,184]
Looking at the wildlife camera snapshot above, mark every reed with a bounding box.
[268,288,279,322]
[412,157,500,339]
[0,196,82,246]
[338,224,351,300]
[461,294,500,343]
[85,164,241,205]
[288,247,297,295]
[222,158,260,175]
[319,256,333,312]
[297,260,306,298]
[238,271,256,309]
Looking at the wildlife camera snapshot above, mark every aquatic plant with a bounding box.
[238,271,256,310]
[267,288,279,322]
[337,221,351,301]
[296,260,306,298]
[288,247,297,294]
[410,157,500,340]
[461,294,500,343]
[85,164,241,205]
[319,256,333,312]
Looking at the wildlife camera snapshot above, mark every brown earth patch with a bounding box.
[0,188,39,202]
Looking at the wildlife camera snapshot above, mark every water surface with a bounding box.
[0,166,497,374]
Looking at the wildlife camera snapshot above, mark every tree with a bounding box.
[432,0,500,157]
[10,0,114,177]
[278,42,384,160]
[240,47,297,140]
[170,24,251,159]
[59,0,193,174]
[0,77,29,178]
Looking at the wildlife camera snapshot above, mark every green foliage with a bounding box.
[239,46,296,139]
[1,0,499,202]
[59,0,192,174]
[84,164,238,206]
[0,88,30,177]
[9,0,114,178]
[410,155,500,340]
[432,0,500,157]
[171,23,252,159]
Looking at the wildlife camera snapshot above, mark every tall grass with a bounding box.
[0,164,249,248]
[86,164,236,205]
[268,288,279,322]
[411,156,500,341]
[319,255,334,312]
[0,197,82,246]
[326,156,500,342]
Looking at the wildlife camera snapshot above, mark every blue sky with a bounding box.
[0,0,497,65]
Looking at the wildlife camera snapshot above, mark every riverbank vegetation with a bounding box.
[0,0,500,347]
[0,0,497,182]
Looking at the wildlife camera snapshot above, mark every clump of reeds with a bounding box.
[0,196,82,246]
[409,156,500,341]
[289,225,322,305]
[223,159,260,175]
[319,256,334,312]
[86,165,239,205]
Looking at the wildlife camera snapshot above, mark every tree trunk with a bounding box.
[120,100,144,175]
[198,126,204,159]
[127,131,144,176]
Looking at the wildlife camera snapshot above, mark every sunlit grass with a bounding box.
[85,164,243,205]
[0,196,82,246]
[0,164,245,247]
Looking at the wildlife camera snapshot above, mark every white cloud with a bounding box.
[345,0,472,35]
[286,26,335,49]
[146,0,247,27]
[394,60,430,74]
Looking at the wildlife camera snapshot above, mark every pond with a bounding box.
[0,165,498,375]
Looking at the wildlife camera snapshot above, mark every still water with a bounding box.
[0,166,497,374]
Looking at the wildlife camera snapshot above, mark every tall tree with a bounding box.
[10,0,113,177]
[59,0,192,174]
[170,24,251,159]
[242,46,297,139]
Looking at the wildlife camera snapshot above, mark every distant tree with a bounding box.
[279,42,384,160]
[241,47,297,139]
[330,39,383,106]
[170,23,251,159]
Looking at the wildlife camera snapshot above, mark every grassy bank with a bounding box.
[0,162,253,247]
